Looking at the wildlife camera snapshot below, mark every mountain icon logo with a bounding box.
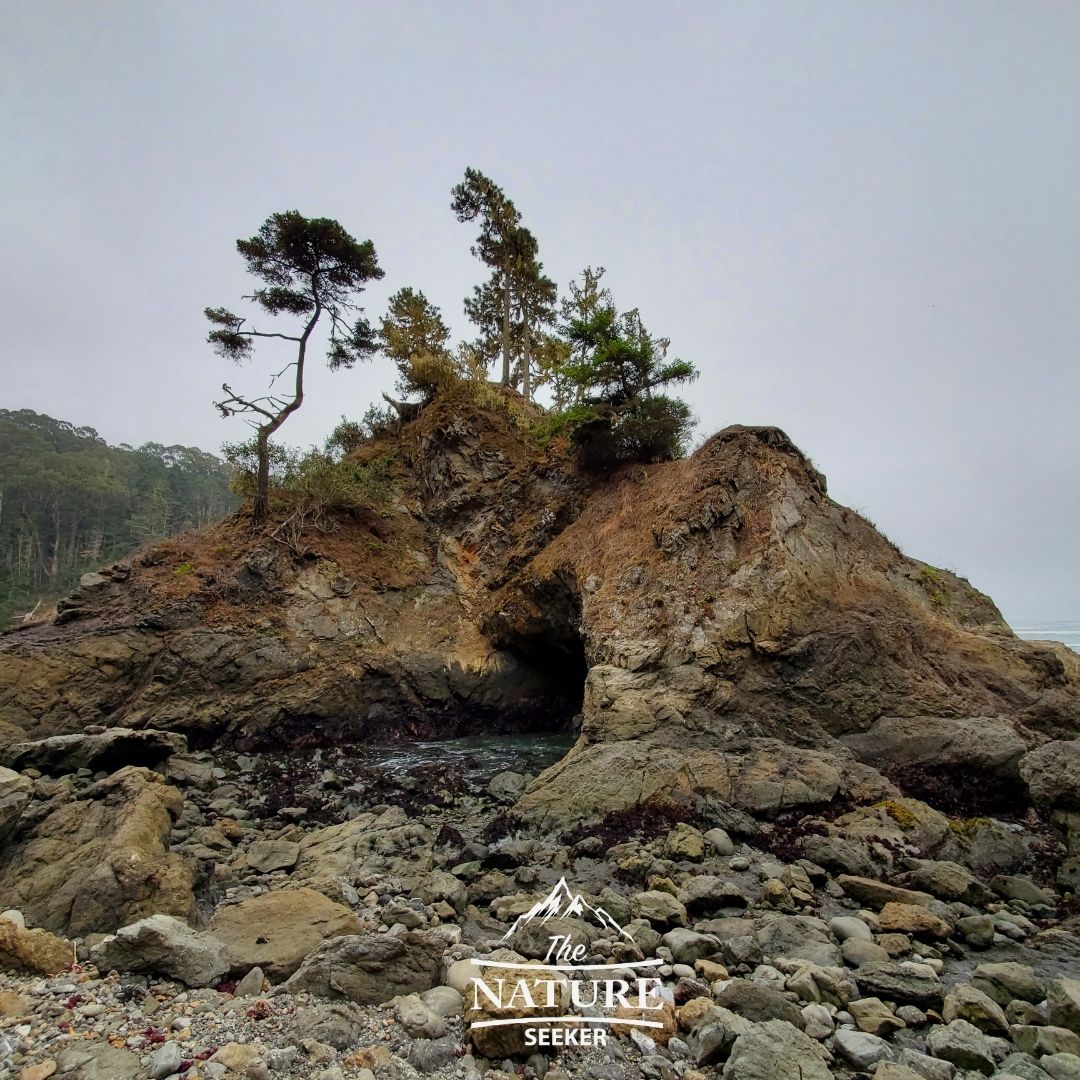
[502,877,636,943]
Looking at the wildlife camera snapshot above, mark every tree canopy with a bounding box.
[206,211,384,523]
[0,410,237,624]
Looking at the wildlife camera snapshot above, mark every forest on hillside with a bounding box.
[0,409,238,624]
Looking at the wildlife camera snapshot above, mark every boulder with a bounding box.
[630,890,687,928]
[3,729,186,775]
[289,1001,368,1049]
[722,1018,834,1080]
[663,928,722,966]
[942,983,1009,1035]
[705,828,735,856]
[91,914,229,988]
[210,887,362,980]
[461,959,568,1059]
[926,1019,998,1074]
[899,860,995,906]
[678,876,747,913]
[878,902,952,940]
[971,962,1046,1007]
[282,931,443,1004]
[854,962,945,1009]
[246,839,300,873]
[1020,742,1080,811]
[842,715,1027,776]
[1047,979,1080,1035]
[713,980,805,1028]
[0,767,193,935]
[396,993,446,1039]
[836,875,936,910]
[835,1028,893,1070]
[0,916,71,973]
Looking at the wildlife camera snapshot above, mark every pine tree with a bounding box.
[451,169,521,387]
[205,211,383,524]
[378,287,454,400]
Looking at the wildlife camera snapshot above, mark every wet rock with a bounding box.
[210,887,362,980]
[91,913,230,987]
[282,931,443,1004]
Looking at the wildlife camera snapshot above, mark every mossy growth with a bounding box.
[917,564,950,608]
[874,799,921,829]
[948,816,992,836]
[173,561,195,576]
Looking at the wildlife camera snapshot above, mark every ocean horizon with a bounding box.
[1010,620,1080,654]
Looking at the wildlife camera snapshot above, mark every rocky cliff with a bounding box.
[2,392,1079,832]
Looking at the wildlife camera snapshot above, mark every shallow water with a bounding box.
[1011,619,1080,653]
[333,731,576,780]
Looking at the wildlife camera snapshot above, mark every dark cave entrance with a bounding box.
[491,568,589,736]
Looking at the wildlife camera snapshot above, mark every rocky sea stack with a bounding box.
[2,390,1080,1079]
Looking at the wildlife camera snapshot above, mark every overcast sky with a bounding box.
[1,2,1077,622]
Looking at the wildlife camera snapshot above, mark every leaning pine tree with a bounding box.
[205,211,383,524]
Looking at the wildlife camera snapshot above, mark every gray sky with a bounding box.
[2,2,1078,621]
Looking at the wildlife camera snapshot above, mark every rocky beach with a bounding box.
[1,398,1079,1080]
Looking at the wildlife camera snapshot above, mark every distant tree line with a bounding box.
[0,410,237,623]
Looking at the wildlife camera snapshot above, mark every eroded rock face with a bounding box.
[1,404,1079,829]
[0,766,193,935]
